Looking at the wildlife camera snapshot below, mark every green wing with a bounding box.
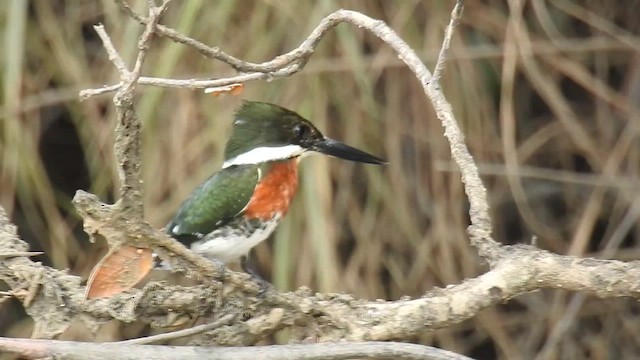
[167,164,260,243]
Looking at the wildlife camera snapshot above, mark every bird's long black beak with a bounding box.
[312,138,387,165]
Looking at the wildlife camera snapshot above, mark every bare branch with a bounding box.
[320,10,499,260]
[79,69,295,100]
[127,0,171,88]
[79,82,123,99]
[93,25,129,76]
[431,0,464,82]
[0,338,472,360]
[113,0,308,72]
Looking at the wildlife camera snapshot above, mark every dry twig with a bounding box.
[117,314,237,345]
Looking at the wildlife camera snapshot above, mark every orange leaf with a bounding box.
[204,83,244,97]
[85,246,153,300]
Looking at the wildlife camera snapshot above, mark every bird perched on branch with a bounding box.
[165,101,386,278]
[85,101,386,299]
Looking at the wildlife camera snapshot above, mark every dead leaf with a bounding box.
[85,246,153,300]
[204,83,244,96]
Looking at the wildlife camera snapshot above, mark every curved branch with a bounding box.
[114,0,317,73]
[82,6,500,259]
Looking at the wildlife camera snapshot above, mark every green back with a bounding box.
[167,164,260,243]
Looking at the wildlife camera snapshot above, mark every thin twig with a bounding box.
[113,0,305,72]
[79,70,290,100]
[118,314,236,345]
[427,0,498,260]
[77,36,639,100]
[93,25,129,76]
[127,0,172,88]
[431,0,465,83]
[0,251,43,258]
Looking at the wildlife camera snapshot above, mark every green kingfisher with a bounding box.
[164,101,386,278]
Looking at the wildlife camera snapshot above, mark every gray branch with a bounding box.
[0,338,472,360]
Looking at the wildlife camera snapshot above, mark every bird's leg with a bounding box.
[240,254,271,295]
[240,254,262,279]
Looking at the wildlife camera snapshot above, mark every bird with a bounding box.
[84,101,386,299]
[164,101,387,278]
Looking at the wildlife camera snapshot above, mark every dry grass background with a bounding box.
[2,0,640,359]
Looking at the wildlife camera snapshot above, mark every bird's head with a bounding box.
[222,101,387,168]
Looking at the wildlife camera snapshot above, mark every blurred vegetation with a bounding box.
[2,0,640,358]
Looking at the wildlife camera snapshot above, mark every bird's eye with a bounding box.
[293,124,308,139]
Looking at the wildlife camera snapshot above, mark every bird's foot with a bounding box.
[210,258,227,282]
[254,276,272,298]
[240,255,271,297]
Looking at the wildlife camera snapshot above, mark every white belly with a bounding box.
[189,216,280,264]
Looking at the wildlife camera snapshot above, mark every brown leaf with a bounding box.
[204,83,244,97]
[85,246,153,299]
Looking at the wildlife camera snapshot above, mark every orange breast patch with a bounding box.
[243,159,299,220]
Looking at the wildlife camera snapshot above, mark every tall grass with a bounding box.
[1,0,640,358]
